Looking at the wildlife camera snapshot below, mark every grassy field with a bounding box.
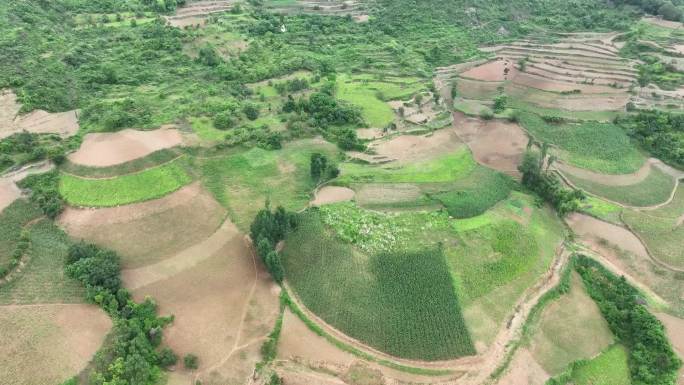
[622,185,684,269]
[283,209,475,360]
[339,149,476,184]
[0,220,84,305]
[518,112,645,174]
[549,345,631,385]
[0,200,42,271]
[451,193,566,346]
[59,157,193,207]
[60,148,182,179]
[508,100,620,122]
[529,272,614,375]
[579,196,623,224]
[189,116,229,142]
[200,139,338,230]
[565,166,676,207]
[336,74,401,128]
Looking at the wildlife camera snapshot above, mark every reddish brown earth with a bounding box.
[0,179,21,213]
[461,59,513,82]
[352,128,464,165]
[68,127,183,167]
[567,213,649,259]
[311,186,355,206]
[0,89,79,140]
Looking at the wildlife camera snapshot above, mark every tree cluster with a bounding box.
[618,110,684,169]
[518,148,585,216]
[65,242,178,385]
[310,153,340,182]
[575,255,682,385]
[250,205,297,283]
[17,170,64,219]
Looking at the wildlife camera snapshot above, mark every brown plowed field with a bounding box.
[567,213,649,259]
[461,60,513,82]
[311,186,355,206]
[360,128,464,165]
[68,127,183,167]
[0,89,79,140]
[0,303,111,385]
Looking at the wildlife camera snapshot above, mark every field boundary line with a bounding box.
[619,211,684,273]
[60,154,186,180]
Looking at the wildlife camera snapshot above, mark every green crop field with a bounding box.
[0,200,42,271]
[622,185,684,269]
[283,210,475,360]
[579,196,623,224]
[336,74,398,128]
[565,165,676,207]
[549,345,631,385]
[59,157,193,207]
[0,220,84,305]
[518,112,645,174]
[60,148,182,179]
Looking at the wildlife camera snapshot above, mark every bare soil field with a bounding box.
[355,128,464,165]
[496,348,548,385]
[0,89,79,139]
[58,182,226,268]
[165,0,235,28]
[643,17,684,29]
[567,213,649,259]
[0,179,21,213]
[0,303,111,385]
[452,112,527,176]
[556,158,655,186]
[511,72,625,94]
[505,84,629,111]
[68,127,183,167]
[131,233,280,385]
[460,59,513,82]
[311,186,355,206]
[655,313,684,384]
[354,183,424,207]
[455,78,502,100]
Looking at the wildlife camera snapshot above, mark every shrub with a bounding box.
[158,348,178,368]
[243,103,260,121]
[184,354,199,370]
[213,112,235,130]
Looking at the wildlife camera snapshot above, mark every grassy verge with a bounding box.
[59,157,193,207]
[565,165,676,207]
[60,148,182,178]
[546,344,631,385]
[283,209,475,360]
[0,200,42,273]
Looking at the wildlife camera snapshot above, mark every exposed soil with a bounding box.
[0,303,111,385]
[567,213,649,259]
[354,183,424,207]
[460,59,513,82]
[58,182,226,269]
[452,112,527,176]
[496,348,549,385]
[655,313,684,385]
[0,89,79,139]
[311,186,356,206]
[68,127,183,167]
[511,72,626,94]
[0,179,21,213]
[673,45,684,55]
[352,128,464,165]
[165,0,235,28]
[131,233,280,385]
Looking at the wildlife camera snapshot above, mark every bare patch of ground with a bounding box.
[131,233,280,385]
[673,45,684,55]
[58,182,226,269]
[165,0,235,28]
[556,158,656,186]
[511,72,625,94]
[496,348,549,385]
[0,89,79,139]
[0,179,21,213]
[356,128,385,140]
[0,303,111,385]
[311,186,355,206]
[354,183,424,207]
[655,313,684,384]
[68,127,183,167]
[461,59,513,82]
[452,112,527,176]
[351,128,464,165]
[0,161,55,212]
[567,213,649,259]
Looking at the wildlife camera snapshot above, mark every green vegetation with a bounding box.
[575,255,681,385]
[565,165,676,207]
[18,170,65,219]
[622,185,684,269]
[580,196,623,224]
[518,112,645,174]
[65,241,176,385]
[59,157,192,207]
[431,167,515,218]
[618,110,684,169]
[60,148,182,178]
[283,210,475,360]
[0,200,42,278]
[0,220,84,304]
[0,132,71,173]
[547,344,632,385]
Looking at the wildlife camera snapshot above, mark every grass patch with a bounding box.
[565,165,675,207]
[0,220,84,304]
[509,99,620,122]
[518,112,645,174]
[59,157,193,207]
[283,210,475,360]
[431,167,515,218]
[337,74,396,128]
[0,200,42,271]
[580,196,623,224]
[622,185,684,269]
[547,344,631,385]
[339,149,476,184]
[189,116,228,142]
[199,139,338,230]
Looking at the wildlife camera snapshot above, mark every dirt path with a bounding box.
[282,243,571,384]
[0,160,54,212]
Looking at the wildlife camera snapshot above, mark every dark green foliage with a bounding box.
[259,304,284,366]
[158,347,178,368]
[197,44,221,66]
[17,171,64,219]
[267,374,282,385]
[519,150,585,216]
[243,103,260,121]
[184,354,199,370]
[658,2,683,20]
[432,168,514,218]
[618,110,684,169]
[575,255,682,385]
[310,153,339,182]
[0,199,42,277]
[213,112,236,130]
[0,132,68,172]
[493,94,508,113]
[283,211,475,360]
[250,205,295,283]
[64,242,176,385]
